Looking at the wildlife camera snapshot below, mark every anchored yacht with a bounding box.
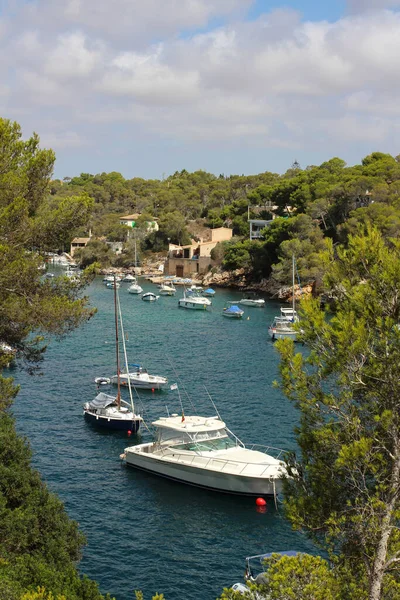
[121,414,286,496]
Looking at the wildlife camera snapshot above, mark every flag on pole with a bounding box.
[170,383,178,390]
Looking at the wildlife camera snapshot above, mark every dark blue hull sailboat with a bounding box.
[83,279,142,432]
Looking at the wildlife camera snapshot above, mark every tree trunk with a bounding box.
[369,445,400,600]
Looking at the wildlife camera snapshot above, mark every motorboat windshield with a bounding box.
[173,436,237,452]
[153,415,227,445]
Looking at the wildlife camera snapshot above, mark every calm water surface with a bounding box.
[13,276,313,600]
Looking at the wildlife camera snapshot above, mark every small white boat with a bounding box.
[121,414,286,496]
[203,288,216,297]
[111,365,168,390]
[222,304,244,319]
[142,292,159,302]
[178,289,212,310]
[0,342,17,367]
[123,274,136,282]
[268,256,301,342]
[268,316,298,341]
[239,294,265,307]
[128,281,143,294]
[159,284,176,296]
[103,274,122,282]
[106,280,120,289]
[94,376,111,386]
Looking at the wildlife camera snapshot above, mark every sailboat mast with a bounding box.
[134,237,137,269]
[292,254,295,313]
[116,290,136,415]
[113,276,121,409]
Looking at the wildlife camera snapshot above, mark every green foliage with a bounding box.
[0,413,111,600]
[260,554,339,600]
[53,151,400,286]
[0,119,110,599]
[76,239,114,268]
[271,215,329,286]
[150,211,191,248]
[222,239,251,271]
[276,227,400,599]
[218,554,342,600]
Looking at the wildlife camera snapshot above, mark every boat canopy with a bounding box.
[88,392,117,409]
[225,305,242,313]
[152,415,226,434]
[204,288,215,293]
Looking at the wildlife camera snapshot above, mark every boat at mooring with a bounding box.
[111,364,168,390]
[121,414,286,496]
[178,289,212,310]
[239,293,265,307]
[142,292,159,302]
[84,279,142,432]
[222,304,244,319]
[268,255,300,342]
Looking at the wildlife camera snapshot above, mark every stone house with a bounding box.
[119,213,159,233]
[70,237,91,257]
[165,227,233,277]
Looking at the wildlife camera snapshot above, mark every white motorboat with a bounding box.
[111,365,168,390]
[178,289,212,310]
[222,304,244,319]
[106,280,120,289]
[123,273,136,282]
[190,285,204,292]
[85,280,142,432]
[159,284,176,296]
[128,280,143,294]
[142,292,159,302]
[121,414,286,496]
[268,316,298,341]
[239,294,265,307]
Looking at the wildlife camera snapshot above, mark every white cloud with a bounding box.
[2,1,400,175]
[44,32,103,79]
[347,1,400,13]
[40,130,87,149]
[18,0,254,46]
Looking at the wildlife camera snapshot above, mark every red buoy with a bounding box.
[127,430,132,437]
[256,497,266,507]
[151,388,155,393]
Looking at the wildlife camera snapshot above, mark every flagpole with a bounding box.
[170,383,185,422]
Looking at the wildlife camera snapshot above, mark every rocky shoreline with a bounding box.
[99,262,314,304]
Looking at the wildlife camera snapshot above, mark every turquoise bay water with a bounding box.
[13,277,313,600]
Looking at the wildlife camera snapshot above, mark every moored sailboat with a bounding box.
[84,278,142,432]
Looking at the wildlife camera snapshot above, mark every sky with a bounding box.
[3,0,400,180]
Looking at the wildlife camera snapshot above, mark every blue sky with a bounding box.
[247,0,347,22]
[1,0,400,180]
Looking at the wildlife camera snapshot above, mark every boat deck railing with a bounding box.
[134,444,286,479]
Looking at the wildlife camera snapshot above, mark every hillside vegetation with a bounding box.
[52,153,400,288]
